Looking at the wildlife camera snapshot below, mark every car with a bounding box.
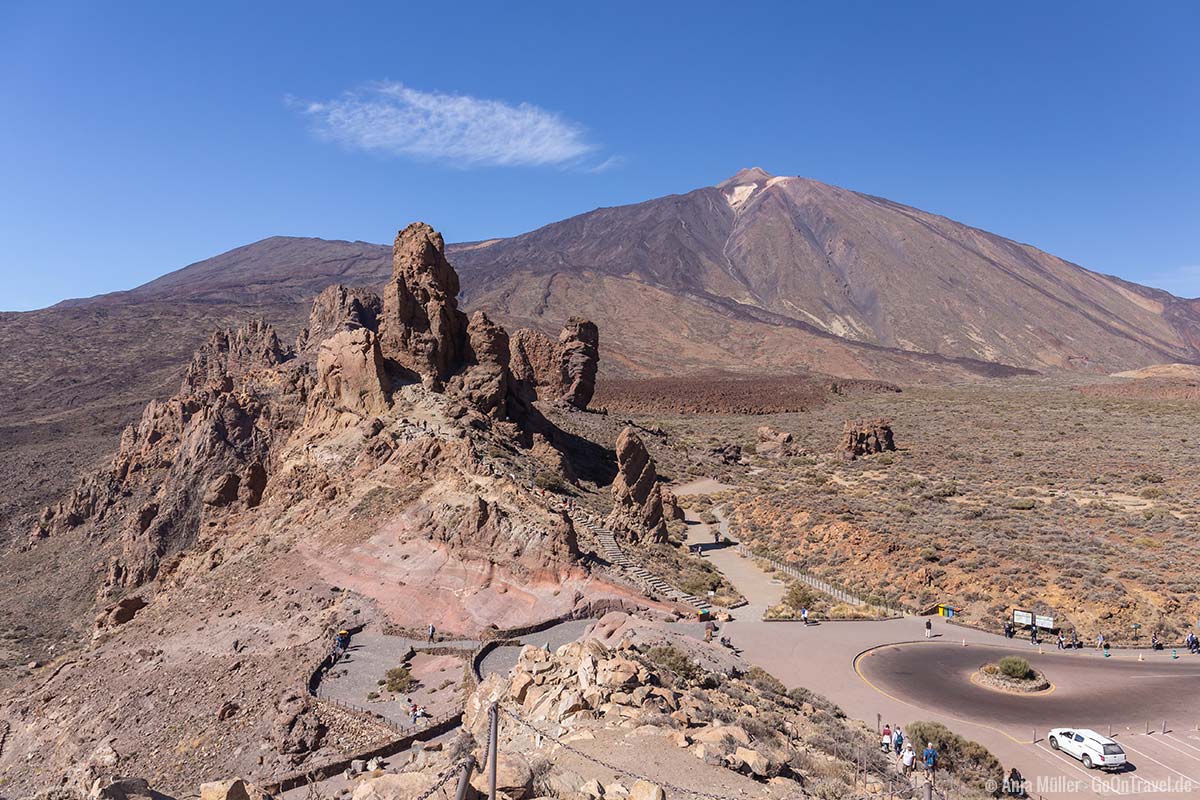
[1047,728,1127,771]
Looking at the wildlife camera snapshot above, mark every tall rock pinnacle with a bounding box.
[379,222,469,388]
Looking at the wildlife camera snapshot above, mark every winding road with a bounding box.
[678,491,1200,799]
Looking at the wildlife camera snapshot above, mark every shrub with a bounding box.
[643,645,700,684]
[904,720,1004,792]
[533,471,568,494]
[744,666,787,696]
[783,582,819,611]
[385,666,418,693]
[998,656,1033,680]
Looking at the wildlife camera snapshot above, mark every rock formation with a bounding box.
[840,419,896,459]
[31,321,305,596]
[296,284,381,352]
[755,425,802,458]
[451,310,512,420]
[707,442,742,464]
[606,427,669,543]
[379,222,468,387]
[305,327,391,430]
[510,318,599,410]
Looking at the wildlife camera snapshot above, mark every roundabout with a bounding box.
[855,641,1200,734]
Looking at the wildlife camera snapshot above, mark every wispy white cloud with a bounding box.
[1142,264,1200,299]
[294,81,602,168]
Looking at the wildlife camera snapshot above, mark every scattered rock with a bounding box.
[840,419,896,459]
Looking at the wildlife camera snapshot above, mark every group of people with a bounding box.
[1186,632,1200,653]
[880,725,938,782]
[408,702,429,725]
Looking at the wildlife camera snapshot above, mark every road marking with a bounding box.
[852,645,1030,744]
[1126,673,1200,678]
[1137,733,1200,765]
[1115,737,1200,785]
[1164,733,1200,756]
[1033,743,1133,795]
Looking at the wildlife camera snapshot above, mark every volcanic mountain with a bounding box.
[3,169,1199,542]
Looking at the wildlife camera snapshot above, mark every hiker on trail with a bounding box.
[427,623,435,643]
[923,742,938,780]
[1096,632,1106,650]
[713,529,720,545]
[801,607,809,625]
[1029,625,1038,645]
[333,629,350,657]
[1005,767,1027,797]
[924,619,932,639]
[901,743,916,776]
[1070,630,1080,649]
[881,724,892,752]
[893,727,904,756]
[1187,632,1199,654]
[1003,621,1014,639]
[1152,632,1163,650]
[1057,632,1065,650]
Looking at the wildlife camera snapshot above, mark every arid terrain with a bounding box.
[601,374,1200,641]
[3,173,1200,799]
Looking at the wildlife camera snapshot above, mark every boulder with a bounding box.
[470,752,534,799]
[199,780,253,800]
[352,773,454,800]
[629,780,665,800]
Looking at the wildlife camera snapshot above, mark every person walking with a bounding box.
[1029,625,1038,645]
[881,724,892,753]
[923,742,938,782]
[801,607,809,626]
[925,618,932,639]
[893,727,904,756]
[901,743,916,777]
[427,623,435,644]
[1096,632,1106,651]
[1056,632,1065,650]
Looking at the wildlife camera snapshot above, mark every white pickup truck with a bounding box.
[1048,728,1128,771]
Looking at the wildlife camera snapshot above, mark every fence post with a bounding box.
[454,755,476,800]
[488,703,499,800]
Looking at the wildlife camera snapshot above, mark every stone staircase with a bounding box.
[574,514,713,614]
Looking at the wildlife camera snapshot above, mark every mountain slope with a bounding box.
[451,167,1200,372]
[4,170,1200,543]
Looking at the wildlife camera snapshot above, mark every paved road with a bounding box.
[859,641,1200,734]
[673,485,1200,799]
[477,619,597,678]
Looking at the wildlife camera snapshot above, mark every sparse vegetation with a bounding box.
[385,666,418,693]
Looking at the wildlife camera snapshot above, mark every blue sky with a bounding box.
[1,0,1197,311]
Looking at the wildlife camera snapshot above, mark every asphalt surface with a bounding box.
[858,641,1200,735]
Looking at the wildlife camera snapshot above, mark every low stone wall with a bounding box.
[263,712,462,794]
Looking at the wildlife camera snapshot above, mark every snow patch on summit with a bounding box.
[724,183,758,210]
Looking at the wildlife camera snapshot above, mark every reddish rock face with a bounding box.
[606,427,669,543]
[379,222,469,387]
[840,418,896,459]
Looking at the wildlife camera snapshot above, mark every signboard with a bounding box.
[1013,610,1032,627]
[1035,614,1055,631]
